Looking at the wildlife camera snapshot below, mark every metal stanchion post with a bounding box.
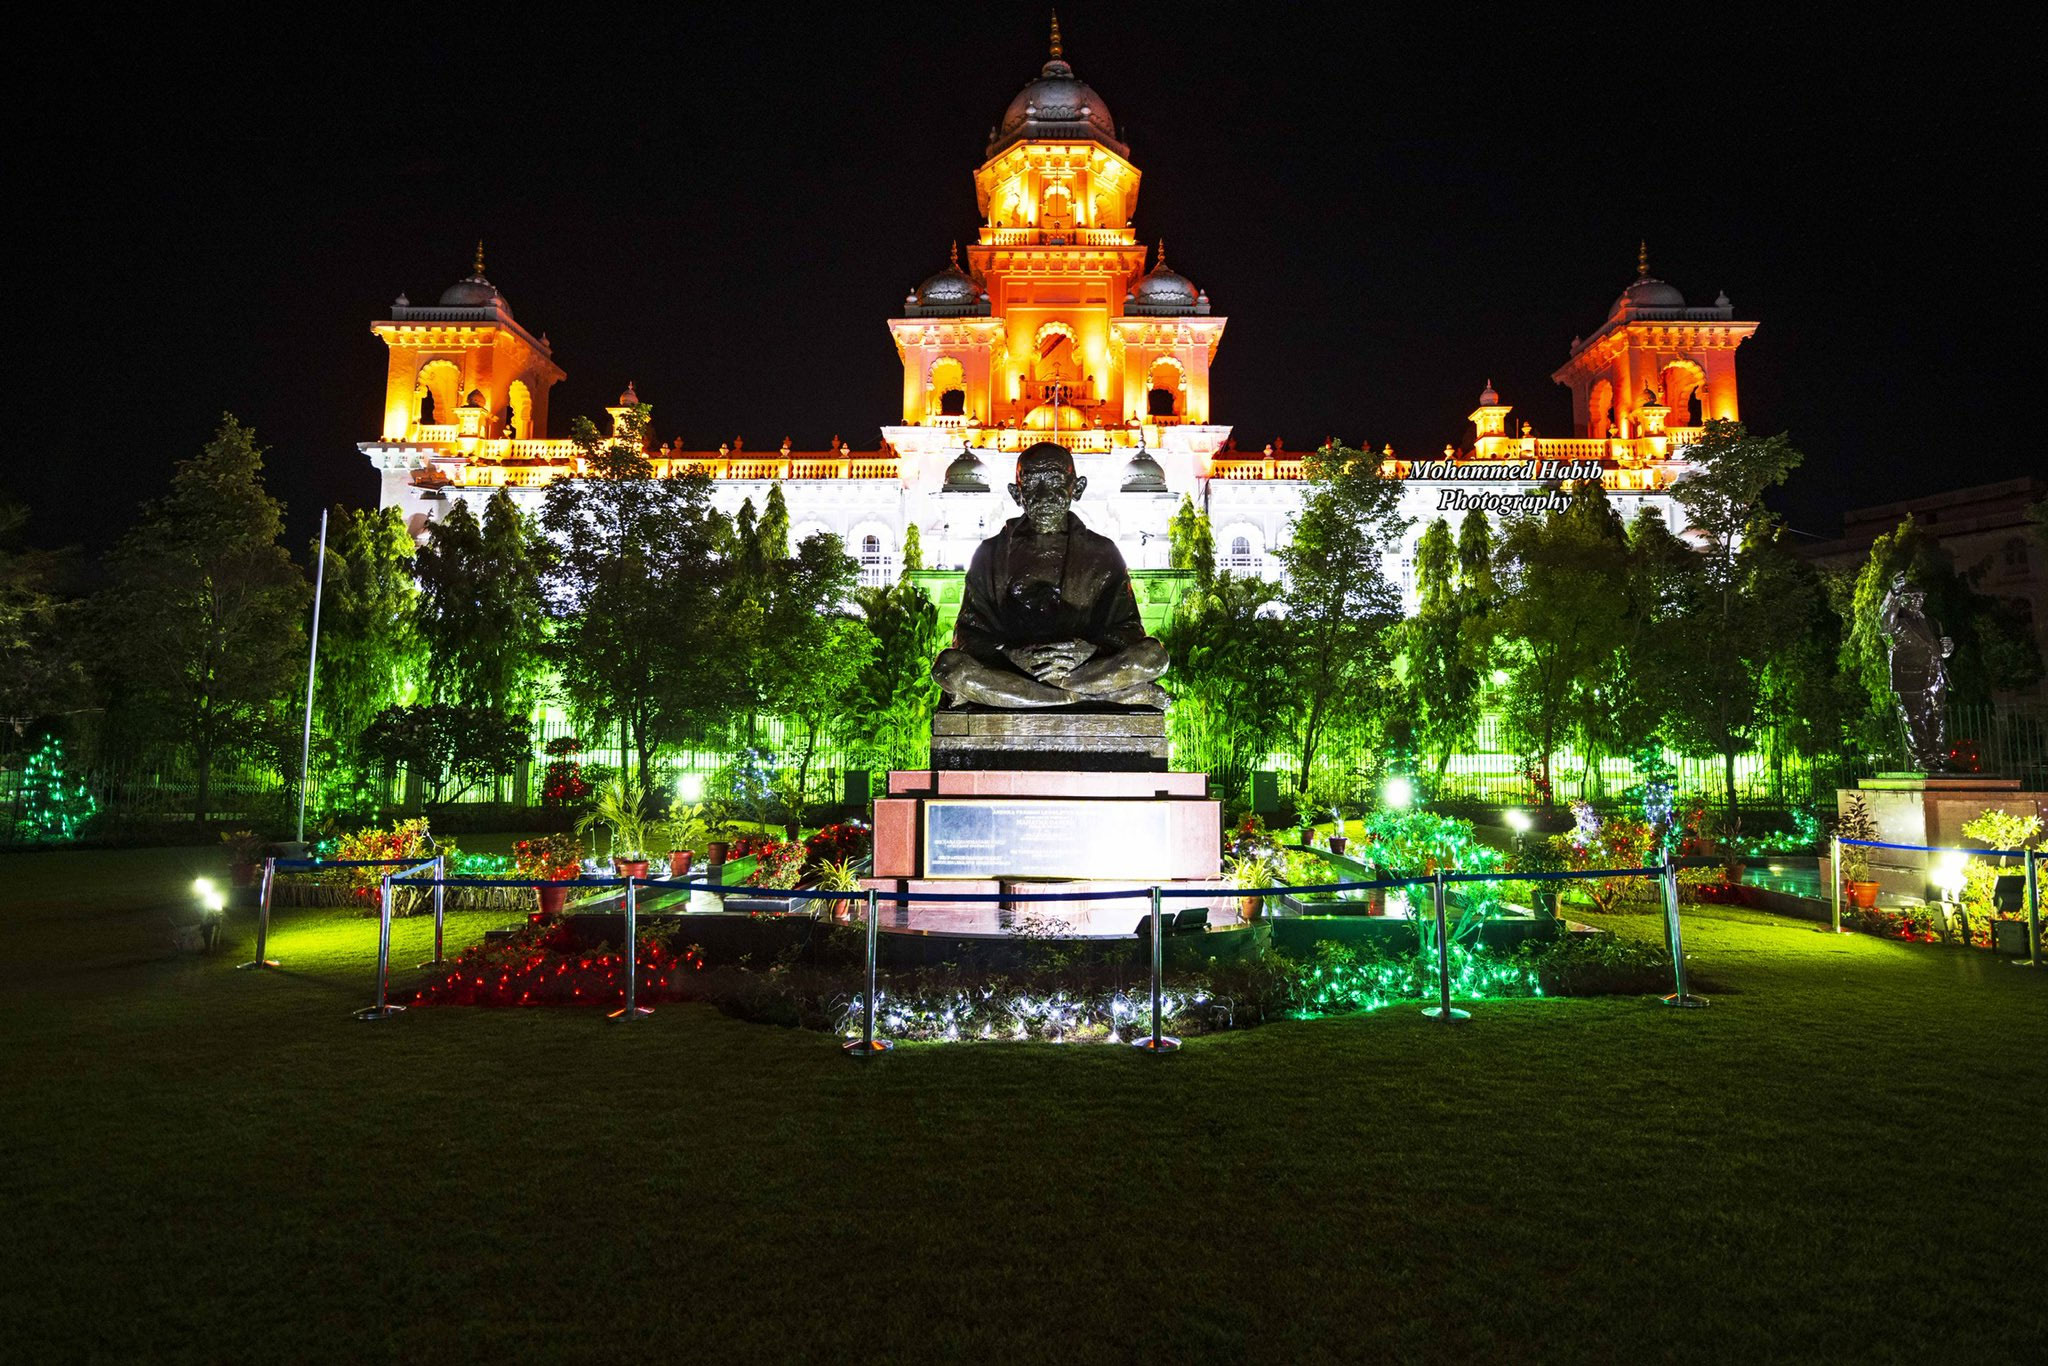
[1422,868,1469,1022]
[1134,885,1181,1053]
[419,854,447,968]
[844,886,892,1056]
[611,877,652,1020]
[238,856,279,970]
[1830,835,1843,934]
[354,873,405,1020]
[2023,848,2041,969]
[1660,859,1708,1009]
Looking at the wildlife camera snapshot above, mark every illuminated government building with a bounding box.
[361,23,1757,607]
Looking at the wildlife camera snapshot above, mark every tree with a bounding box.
[1645,421,1810,818]
[0,493,81,723]
[360,704,531,805]
[94,415,308,820]
[738,530,867,838]
[415,490,543,714]
[1273,442,1407,792]
[1161,572,1288,799]
[1493,490,1630,796]
[901,523,925,574]
[537,408,727,793]
[1168,494,1216,585]
[314,506,423,789]
[1401,518,1483,777]
[847,577,944,773]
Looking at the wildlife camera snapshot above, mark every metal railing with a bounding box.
[236,860,1727,1053]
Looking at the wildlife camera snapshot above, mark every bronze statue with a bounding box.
[1879,572,1954,771]
[932,442,1168,709]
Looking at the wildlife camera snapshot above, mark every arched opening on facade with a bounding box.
[415,359,462,427]
[854,527,894,587]
[1587,378,1615,439]
[1661,360,1706,427]
[929,358,966,417]
[1220,526,1263,577]
[507,380,532,439]
[1041,183,1074,235]
[1032,323,1083,401]
[1145,358,1184,419]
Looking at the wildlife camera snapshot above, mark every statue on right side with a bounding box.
[1879,573,1954,772]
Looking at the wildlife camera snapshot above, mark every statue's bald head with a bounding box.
[1009,442,1086,533]
[1015,442,1077,484]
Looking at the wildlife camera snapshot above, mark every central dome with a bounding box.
[987,25,1127,159]
[1023,401,1087,432]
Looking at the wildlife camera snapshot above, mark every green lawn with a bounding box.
[1,844,2041,1363]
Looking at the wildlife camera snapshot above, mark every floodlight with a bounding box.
[676,773,705,802]
[1383,777,1414,810]
[1490,669,1510,687]
[1505,809,1532,833]
[193,877,226,914]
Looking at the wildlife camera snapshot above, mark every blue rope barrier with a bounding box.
[1839,837,2017,857]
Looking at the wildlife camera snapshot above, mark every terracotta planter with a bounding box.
[1846,880,1879,910]
[1328,836,1348,856]
[706,840,730,864]
[1239,894,1262,922]
[614,858,650,879]
[230,860,261,888]
[668,849,694,878]
[535,883,569,918]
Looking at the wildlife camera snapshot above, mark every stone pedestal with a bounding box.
[869,768,1222,931]
[1839,774,2048,899]
[930,708,1169,771]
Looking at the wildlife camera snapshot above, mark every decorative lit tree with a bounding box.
[1161,572,1288,800]
[314,505,424,806]
[14,735,95,841]
[92,415,308,821]
[847,577,943,773]
[415,490,544,715]
[1402,518,1482,778]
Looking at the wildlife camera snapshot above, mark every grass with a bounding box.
[1,844,2042,1363]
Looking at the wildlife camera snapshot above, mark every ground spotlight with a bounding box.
[1383,776,1414,810]
[1505,809,1532,833]
[193,877,226,914]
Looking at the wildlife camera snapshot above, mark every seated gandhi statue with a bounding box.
[932,442,1169,709]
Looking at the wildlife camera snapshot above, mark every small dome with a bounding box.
[618,380,640,407]
[440,244,507,312]
[908,244,988,316]
[1478,379,1499,405]
[1125,243,1202,315]
[1617,276,1686,310]
[941,446,989,493]
[1120,446,1167,494]
[1024,401,1087,432]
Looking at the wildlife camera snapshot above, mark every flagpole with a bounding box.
[296,508,328,845]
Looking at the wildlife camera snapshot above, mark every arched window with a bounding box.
[939,389,966,416]
[1147,388,1177,417]
[862,534,880,555]
[1230,536,1251,557]
[1221,531,1261,577]
[856,532,894,588]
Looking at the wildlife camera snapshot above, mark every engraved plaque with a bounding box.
[923,798,1176,879]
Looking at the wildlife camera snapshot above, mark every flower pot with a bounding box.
[706,840,729,865]
[614,858,650,880]
[1847,880,1879,910]
[1328,836,1348,856]
[1238,894,1262,922]
[535,883,569,918]
[668,849,694,878]
[230,860,261,888]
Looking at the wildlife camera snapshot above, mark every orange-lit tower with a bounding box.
[885,16,1227,477]
[1550,243,1757,440]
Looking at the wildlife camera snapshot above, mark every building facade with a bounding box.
[360,24,1759,608]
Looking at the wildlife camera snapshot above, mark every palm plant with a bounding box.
[576,772,654,860]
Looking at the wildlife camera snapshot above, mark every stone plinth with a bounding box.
[1839,774,2048,899]
[874,767,1220,883]
[930,707,1168,771]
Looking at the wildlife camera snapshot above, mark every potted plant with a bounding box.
[1510,828,1568,920]
[576,774,655,878]
[1327,809,1349,857]
[1225,851,1277,922]
[1836,795,1881,910]
[220,829,266,887]
[1960,809,2043,956]
[514,833,585,919]
[807,856,865,920]
[656,804,709,878]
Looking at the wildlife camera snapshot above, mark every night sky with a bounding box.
[15,8,2025,556]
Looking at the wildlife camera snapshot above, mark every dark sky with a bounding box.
[13,7,2029,555]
